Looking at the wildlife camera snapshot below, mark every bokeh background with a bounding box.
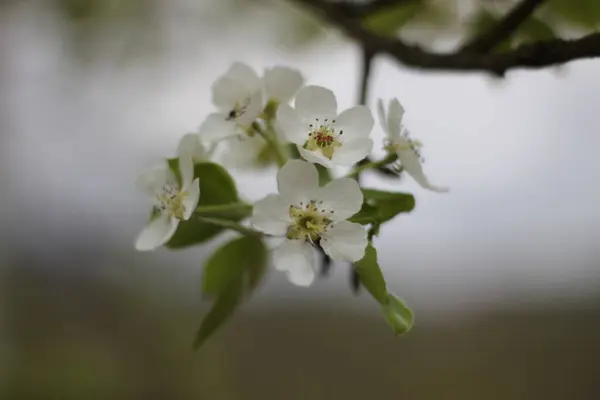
[2,0,600,398]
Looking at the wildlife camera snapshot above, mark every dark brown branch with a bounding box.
[291,0,600,76]
[358,46,374,105]
[333,0,413,17]
[461,0,548,53]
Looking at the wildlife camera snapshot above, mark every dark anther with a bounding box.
[350,267,361,294]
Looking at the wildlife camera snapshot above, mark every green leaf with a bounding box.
[166,161,247,249]
[546,0,600,30]
[195,236,269,349]
[202,236,268,296]
[514,16,557,44]
[349,189,415,237]
[363,0,426,36]
[465,8,513,52]
[193,277,244,350]
[382,293,414,335]
[353,244,387,304]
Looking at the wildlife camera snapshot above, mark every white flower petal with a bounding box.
[387,98,405,139]
[321,221,367,262]
[331,138,373,166]
[317,178,363,221]
[226,62,261,91]
[220,134,266,168]
[295,85,337,121]
[135,215,179,251]
[252,194,292,236]
[234,89,264,127]
[334,105,374,141]
[264,66,304,103]
[272,240,317,287]
[199,113,238,141]
[212,76,248,110]
[277,159,319,201]
[136,163,170,196]
[177,133,207,163]
[183,178,200,220]
[178,154,194,189]
[297,146,334,168]
[397,146,449,193]
[277,104,307,144]
[377,98,389,135]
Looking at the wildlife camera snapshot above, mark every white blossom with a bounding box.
[277,85,374,168]
[263,66,303,104]
[252,160,367,286]
[135,156,200,251]
[177,133,208,163]
[378,98,449,193]
[199,62,263,141]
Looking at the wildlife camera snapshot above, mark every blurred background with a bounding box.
[2,0,600,398]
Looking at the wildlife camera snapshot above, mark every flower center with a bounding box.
[156,183,189,220]
[385,131,425,162]
[287,200,333,241]
[226,97,251,121]
[303,118,343,160]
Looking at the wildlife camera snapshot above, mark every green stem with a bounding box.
[253,121,288,168]
[347,153,398,178]
[194,202,252,215]
[195,216,263,237]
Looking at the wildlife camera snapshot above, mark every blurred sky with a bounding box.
[2,0,599,313]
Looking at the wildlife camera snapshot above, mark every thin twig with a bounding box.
[461,0,548,53]
[291,0,600,77]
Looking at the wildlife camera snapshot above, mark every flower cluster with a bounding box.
[135,61,447,284]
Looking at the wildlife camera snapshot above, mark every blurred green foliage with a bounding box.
[1,0,596,64]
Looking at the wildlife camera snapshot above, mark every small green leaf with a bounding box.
[382,293,414,335]
[193,277,244,350]
[202,236,268,296]
[353,244,387,304]
[195,236,269,349]
[166,161,245,248]
[514,16,557,44]
[349,189,415,238]
[546,0,600,30]
[363,0,426,36]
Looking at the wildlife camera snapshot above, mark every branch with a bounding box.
[332,0,413,17]
[461,0,548,53]
[291,0,600,76]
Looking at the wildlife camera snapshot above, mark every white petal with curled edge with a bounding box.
[334,105,374,141]
[321,221,367,262]
[295,85,337,121]
[277,104,307,145]
[177,133,207,163]
[332,138,373,166]
[298,146,334,168]
[277,159,319,202]
[317,178,363,221]
[397,145,449,193]
[178,154,194,189]
[377,99,389,135]
[264,66,304,103]
[387,98,405,139]
[199,113,238,141]
[226,62,261,91]
[136,163,169,196]
[272,240,317,287]
[182,178,200,220]
[212,77,247,110]
[251,194,292,236]
[135,215,179,251]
